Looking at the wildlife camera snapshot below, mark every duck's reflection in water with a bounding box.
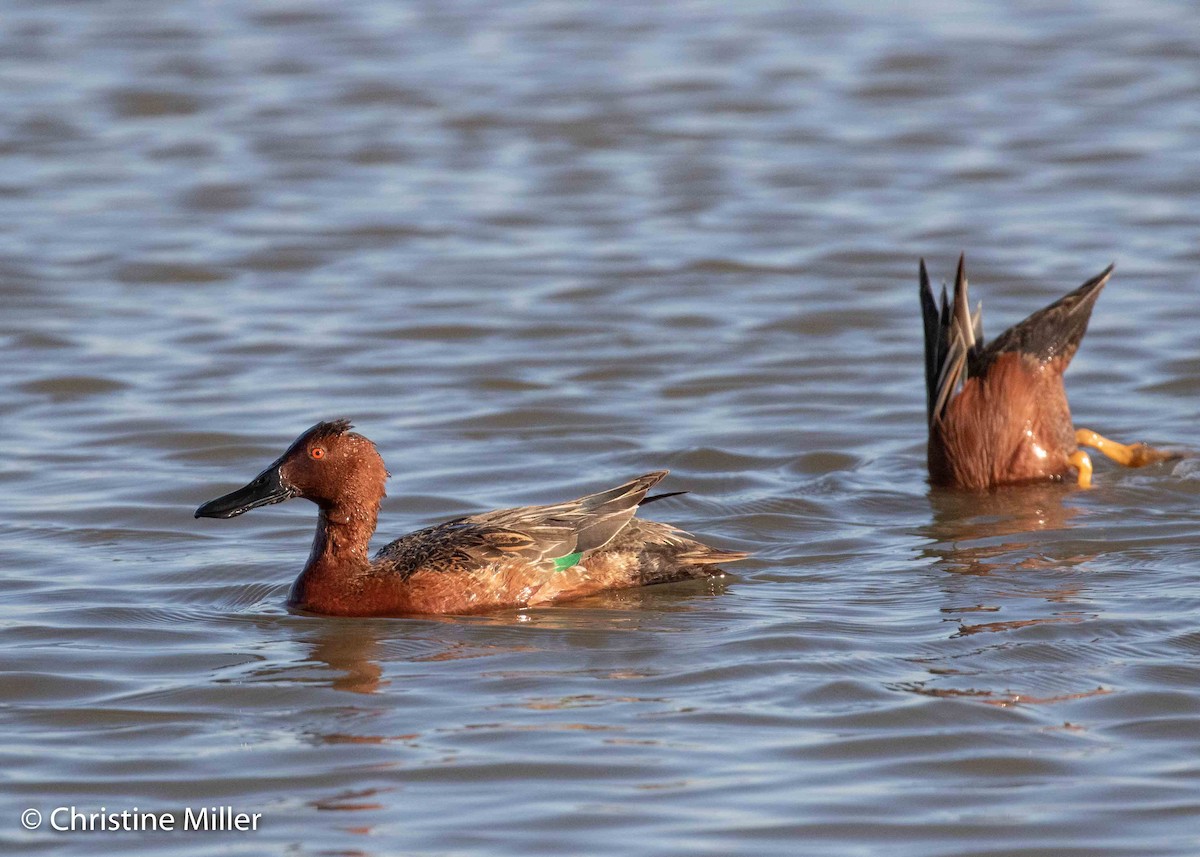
[904,483,1110,707]
[288,584,733,842]
[306,620,388,694]
[921,482,1083,574]
[298,575,730,697]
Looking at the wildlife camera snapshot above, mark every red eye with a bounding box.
[310,447,325,460]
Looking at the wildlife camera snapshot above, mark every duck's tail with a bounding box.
[600,517,749,587]
[920,255,983,425]
[637,542,750,587]
[640,490,688,506]
[978,263,1112,370]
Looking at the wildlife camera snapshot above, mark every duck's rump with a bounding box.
[588,518,747,586]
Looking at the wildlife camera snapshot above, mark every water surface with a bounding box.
[3,2,1200,855]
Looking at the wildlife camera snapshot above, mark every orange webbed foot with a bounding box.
[1075,429,1176,469]
[1068,449,1093,488]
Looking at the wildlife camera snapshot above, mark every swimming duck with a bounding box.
[920,256,1171,490]
[195,420,747,616]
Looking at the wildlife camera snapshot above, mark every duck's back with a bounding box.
[366,473,746,612]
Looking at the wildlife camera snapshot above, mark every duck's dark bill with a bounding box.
[195,467,296,519]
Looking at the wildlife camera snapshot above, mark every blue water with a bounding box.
[3,2,1200,855]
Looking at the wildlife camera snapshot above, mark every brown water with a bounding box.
[4,2,1200,855]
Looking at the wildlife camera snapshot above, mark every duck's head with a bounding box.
[195,419,388,520]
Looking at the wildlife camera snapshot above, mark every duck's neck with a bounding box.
[288,500,380,610]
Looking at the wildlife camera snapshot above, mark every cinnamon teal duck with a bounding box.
[920,256,1171,490]
[195,420,747,616]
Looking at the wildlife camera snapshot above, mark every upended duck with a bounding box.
[195,420,747,616]
[920,256,1172,490]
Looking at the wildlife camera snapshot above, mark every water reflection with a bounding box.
[297,577,731,697]
[6,0,1200,852]
[903,484,1107,706]
[306,621,388,695]
[920,482,1084,574]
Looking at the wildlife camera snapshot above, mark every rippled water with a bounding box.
[4,1,1200,855]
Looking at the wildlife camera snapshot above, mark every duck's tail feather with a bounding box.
[599,518,749,586]
[673,546,751,565]
[463,471,669,567]
[635,544,749,586]
[640,490,688,506]
[921,255,983,425]
[569,471,668,556]
[979,263,1112,370]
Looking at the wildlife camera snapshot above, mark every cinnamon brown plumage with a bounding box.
[195,420,746,616]
[919,256,1167,490]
